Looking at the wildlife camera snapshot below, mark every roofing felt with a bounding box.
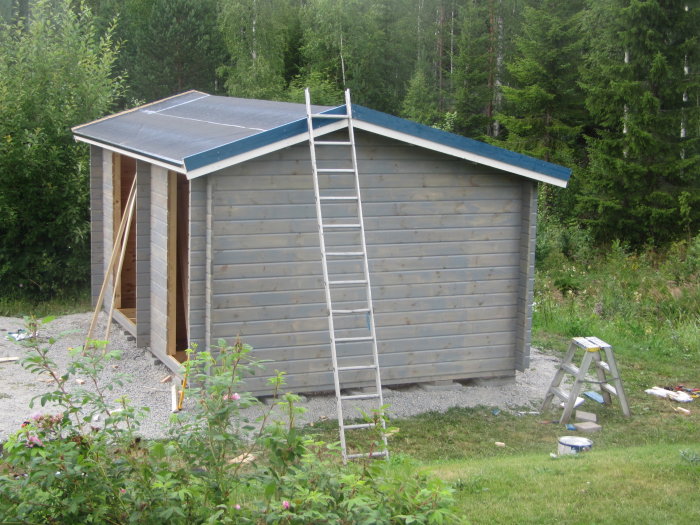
[73,90,571,186]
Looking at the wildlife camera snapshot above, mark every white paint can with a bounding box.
[557,436,593,455]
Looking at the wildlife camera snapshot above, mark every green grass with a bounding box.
[307,238,700,521]
[426,443,700,524]
[0,288,91,317]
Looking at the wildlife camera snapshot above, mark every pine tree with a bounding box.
[578,0,700,246]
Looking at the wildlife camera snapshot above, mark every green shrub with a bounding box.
[0,0,123,299]
[0,318,463,524]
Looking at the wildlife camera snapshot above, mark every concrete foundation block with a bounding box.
[573,421,602,432]
[471,375,516,387]
[575,410,598,423]
[418,380,464,392]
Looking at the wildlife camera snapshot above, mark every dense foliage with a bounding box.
[0,0,122,299]
[0,0,698,299]
[0,325,461,523]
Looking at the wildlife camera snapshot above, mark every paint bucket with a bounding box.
[557,436,593,455]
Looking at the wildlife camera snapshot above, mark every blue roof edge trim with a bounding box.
[183,105,347,172]
[351,105,571,182]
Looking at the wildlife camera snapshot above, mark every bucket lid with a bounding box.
[558,436,593,447]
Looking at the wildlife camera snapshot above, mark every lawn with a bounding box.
[2,234,698,523]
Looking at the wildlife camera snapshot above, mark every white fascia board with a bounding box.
[353,120,569,188]
[185,120,347,180]
[74,135,187,174]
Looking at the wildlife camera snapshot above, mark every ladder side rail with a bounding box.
[559,350,596,424]
[305,88,348,460]
[602,346,631,417]
[344,88,388,454]
[540,340,579,413]
[589,347,613,405]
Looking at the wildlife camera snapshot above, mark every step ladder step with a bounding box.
[601,383,617,396]
[596,361,611,372]
[315,141,352,146]
[561,363,579,375]
[336,336,373,343]
[550,387,569,401]
[317,168,355,173]
[320,195,358,201]
[337,364,377,371]
[343,422,376,430]
[311,113,350,119]
[323,223,361,229]
[326,251,364,257]
[346,450,388,460]
[341,393,381,401]
[329,279,367,285]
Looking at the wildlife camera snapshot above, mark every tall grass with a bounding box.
[533,220,700,377]
[0,287,91,317]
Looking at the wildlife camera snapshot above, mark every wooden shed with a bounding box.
[72,91,570,395]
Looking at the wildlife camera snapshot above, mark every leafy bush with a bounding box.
[0,0,123,299]
[0,318,462,524]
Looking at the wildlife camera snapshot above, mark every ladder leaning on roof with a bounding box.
[304,88,388,464]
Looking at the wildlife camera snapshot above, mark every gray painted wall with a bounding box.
[149,166,170,363]
[201,132,531,395]
[89,146,104,307]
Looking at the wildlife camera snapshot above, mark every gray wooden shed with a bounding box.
[72,91,570,395]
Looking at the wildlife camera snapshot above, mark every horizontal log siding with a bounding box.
[101,151,114,306]
[90,146,104,307]
[149,167,170,363]
[209,132,523,394]
[188,176,207,347]
[135,161,151,346]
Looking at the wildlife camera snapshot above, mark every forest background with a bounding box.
[0,0,698,300]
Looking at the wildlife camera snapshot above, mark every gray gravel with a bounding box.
[0,312,560,442]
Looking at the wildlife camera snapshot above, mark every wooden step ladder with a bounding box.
[304,88,388,464]
[541,336,631,424]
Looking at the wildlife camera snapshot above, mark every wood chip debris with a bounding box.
[0,357,19,363]
[160,374,173,383]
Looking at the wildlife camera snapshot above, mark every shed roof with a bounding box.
[73,90,570,187]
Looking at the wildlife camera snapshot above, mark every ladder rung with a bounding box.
[320,195,358,201]
[343,422,376,430]
[315,141,352,146]
[561,363,579,375]
[326,251,364,257]
[337,364,377,371]
[323,223,360,229]
[550,387,569,401]
[341,393,380,401]
[329,279,367,285]
[332,308,370,314]
[346,451,388,460]
[317,168,355,173]
[601,383,617,396]
[336,336,373,343]
[596,361,611,372]
[311,113,349,119]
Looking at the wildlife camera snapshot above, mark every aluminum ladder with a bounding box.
[541,336,631,424]
[304,88,388,463]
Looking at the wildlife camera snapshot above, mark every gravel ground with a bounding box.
[0,312,560,442]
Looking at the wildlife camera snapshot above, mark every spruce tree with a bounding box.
[493,0,587,218]
[579,0,700,246]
